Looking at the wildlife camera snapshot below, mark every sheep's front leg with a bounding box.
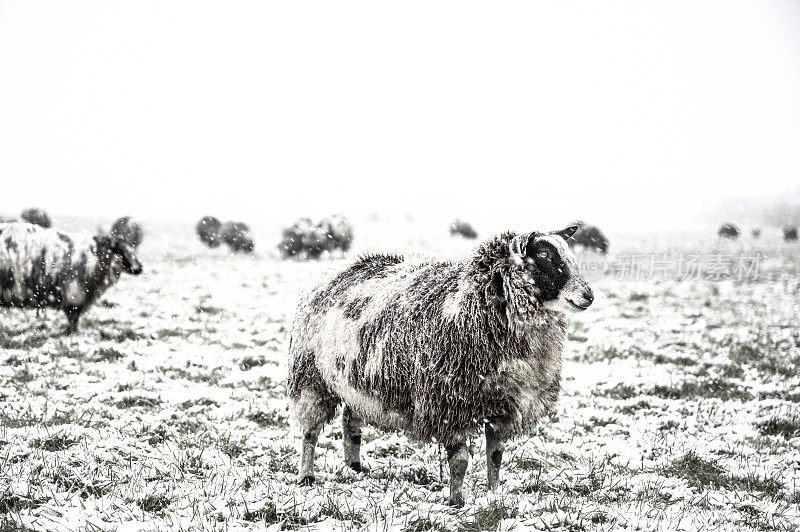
[445,440,469,507]
[64,308,81,334]
[342,405,363,472]
[485,422,506,491]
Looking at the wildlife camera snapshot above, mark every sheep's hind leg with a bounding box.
[294,388,338,486]
[445,439,469,508]
[342,405,363,472]
[485,422,507,491]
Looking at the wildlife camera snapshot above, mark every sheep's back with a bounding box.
[0,223,99,308]
[290,254,464,430]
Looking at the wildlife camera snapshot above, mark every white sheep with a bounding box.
[287,226,593,506]
[0,222,142,333]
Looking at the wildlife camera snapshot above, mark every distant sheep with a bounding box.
[288,226,593,506]
[0,222,142,333]
[110,216,143,248]
[751,228,761,238]
[718,223,740,239]
[279,215,353,259]
[196,217,255,253]
[449,219,478,239]
[196,216,223,248]
[220,221,255,253]
[20,208,52,228]
[568,221,609,254]
[785,226,798,242]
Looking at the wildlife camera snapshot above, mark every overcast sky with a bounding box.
[0,1,798,229]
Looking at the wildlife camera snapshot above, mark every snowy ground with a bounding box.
[1,218,799,531]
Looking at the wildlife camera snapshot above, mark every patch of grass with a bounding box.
[115,396,161,409]
[318,497,364,526]
[659,420,681,431]
[595,383,638,400]
[218,434,249,460]
[91,347,126,362]
[459,500,518,532]
[616,400,652,415]
[243,501,309,529]
[661,452,782,496]
[156,327,203,339]
[51,467,111,499]
[139,424,170,445]
[755,415,800,438]
[265,446,297,474]
[246,410,289,428]
[0,407,42,428]
[404,517,451,532]
[0,323,50,350]
[98,327,143,342]
[653,353,697,366]
[31,433,80,452]
[649,378,752,401]
[722,330,800,378]
[0,494,45,514]
[195,304,224,315]
[662,452,726,490]
[180,398,220,409]
[137,494,173,513]
[239,355,267,371]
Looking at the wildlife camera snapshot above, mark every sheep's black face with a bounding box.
[510,226,594,313]
[115,242,143,275]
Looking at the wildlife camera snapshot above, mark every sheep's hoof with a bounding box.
[447,494,465,508]
[298,475,315,486]
[348,461,367,473]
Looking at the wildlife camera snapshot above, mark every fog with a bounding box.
[1,1,798,230]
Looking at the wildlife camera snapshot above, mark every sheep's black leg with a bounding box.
[342,405,363,472]
[446,440,469,508]
[65,308,81,334]
[485,422,506,491]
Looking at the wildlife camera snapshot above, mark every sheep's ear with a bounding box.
[554,225,579,241]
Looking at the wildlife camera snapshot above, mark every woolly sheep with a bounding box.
[568,221,609,254]
[279,215,353,259]
[196,216,223,248]
[220,221,255,253]
[20,208,52,228]
[111,216,143,248]
[449,219,478,239]
[288,226,593,506]
[0,222,142,333]
[718,223,740,239]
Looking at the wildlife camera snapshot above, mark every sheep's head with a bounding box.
[94,234,143,276]
[483,226,593,326]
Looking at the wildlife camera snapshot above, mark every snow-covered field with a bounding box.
[1,218,799,531]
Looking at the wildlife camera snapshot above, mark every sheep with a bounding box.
[0,222,142,333]
[449,219,478,239]
[327,214,354,252]
[567,221,609,254]
[196,216,223,248]
[220,221,255,253]
[20,208,52,228]
[751,228,761,238]
[287,225,593,507]
[110,216,143,248]
[279,215,354,259]
[785,226,798,242]
[718,223,740,239]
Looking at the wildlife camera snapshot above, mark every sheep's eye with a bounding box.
[537,250,550,259]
